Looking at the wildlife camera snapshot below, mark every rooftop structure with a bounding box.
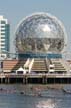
[2,58,70,74]
[0,58,70,84]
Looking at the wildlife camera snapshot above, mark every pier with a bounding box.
[0,73,71,84]
[0,58,71,84]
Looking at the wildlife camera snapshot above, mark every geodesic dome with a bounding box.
[15,12,67,54]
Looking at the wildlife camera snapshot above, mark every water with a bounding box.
[0,84,71,108]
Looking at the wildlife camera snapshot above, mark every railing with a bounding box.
[1,72,71,76]
[24,58,30,68]
[45,58,49,70]
[28,58,34,73]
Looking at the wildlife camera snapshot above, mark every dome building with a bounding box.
[3,12,70,83]
[15,12,67,58]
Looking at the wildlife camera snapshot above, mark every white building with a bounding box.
[0,16,10,59]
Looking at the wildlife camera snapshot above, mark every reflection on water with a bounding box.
[36,99,56,108]
[0,84,71,108]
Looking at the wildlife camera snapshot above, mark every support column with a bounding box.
[5,78,10,84]
[5,78,8,84]
[25,77,28,84]
[8,78,10,84]
[42,75,47,84]
[1,78,3,83]
[42,77,44,84]
[23,78,25,84]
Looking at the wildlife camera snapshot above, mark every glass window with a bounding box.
[1,41,5,43]
[1,26,5,28]
[1,29,5,32]
[1,37,5,39]
[1,33,5,35]
[1,48,6,50]
[1,44,5,46]
[1,21,5,24]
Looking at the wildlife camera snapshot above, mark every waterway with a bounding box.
[0,84,71,108]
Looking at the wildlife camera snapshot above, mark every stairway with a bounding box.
[59,59,70,73]
[51,59,67,73]
[3,59,26,72]
[32,58,48,72]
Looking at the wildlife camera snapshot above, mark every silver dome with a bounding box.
[15,12,67,53]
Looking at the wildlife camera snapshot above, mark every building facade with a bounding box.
[0,16,10,59]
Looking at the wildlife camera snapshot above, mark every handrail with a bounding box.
[29,58,34,73]
[24,58,30,68]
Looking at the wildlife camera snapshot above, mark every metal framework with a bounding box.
[15,12,67,54]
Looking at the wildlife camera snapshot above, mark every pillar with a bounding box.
[42,75,47,84]
[1,78,3,83]
[23,78,25,84]
[8,78,10,84]
[25,77,28,84]
[5,78,8,83]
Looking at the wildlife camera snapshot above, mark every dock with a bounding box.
[0,73,71,84]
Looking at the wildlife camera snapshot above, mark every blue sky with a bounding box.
[0,0,71,54]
